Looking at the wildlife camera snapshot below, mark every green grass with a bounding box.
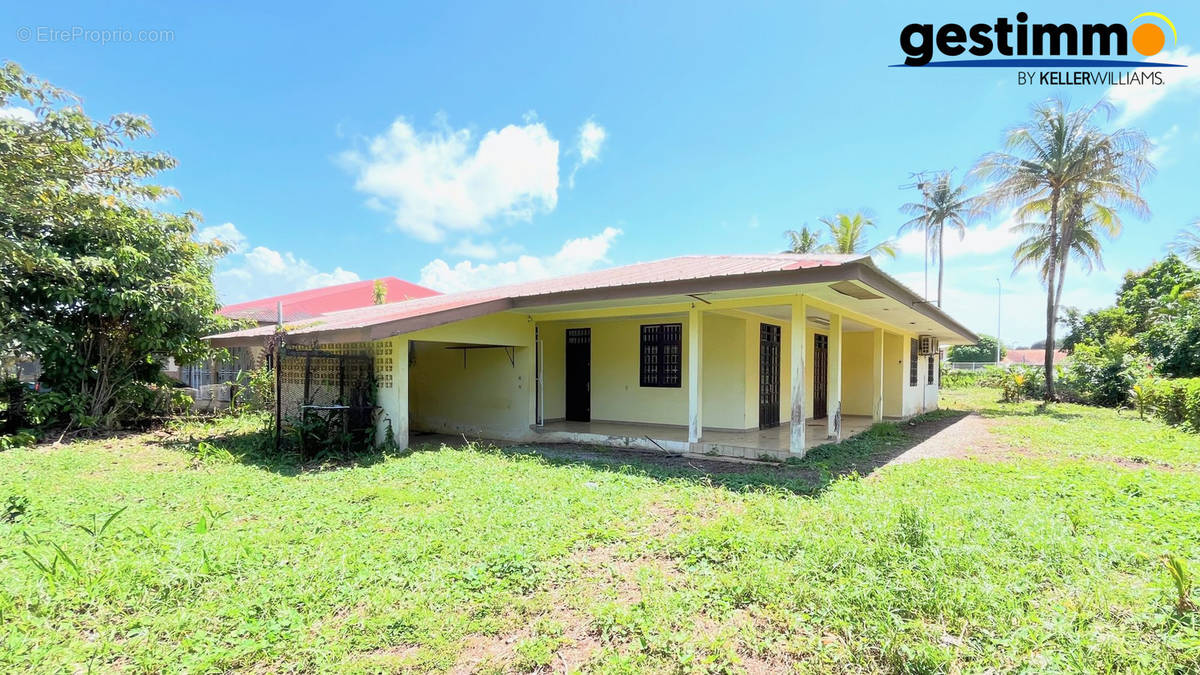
[1,394,1199,672]
[944,387,1200,470]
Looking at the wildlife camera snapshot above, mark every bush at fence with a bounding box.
[1140,377,1200,431]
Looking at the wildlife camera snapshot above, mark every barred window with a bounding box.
[927,354,935,385]
[910,338,919,387]
[641,323,682,387]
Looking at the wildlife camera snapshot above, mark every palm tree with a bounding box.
[818,212,895,258]
[898,172,973,307]
[974,99,1151,400]
[782,226,822,253]
[1170,222,1200,266]
[1012,192,1121,286]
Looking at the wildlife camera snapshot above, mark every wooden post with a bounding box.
[790,297,807,455]
[688,307,703,444]
[828,312,842,441]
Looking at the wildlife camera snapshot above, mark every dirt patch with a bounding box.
[884,413,1014,466]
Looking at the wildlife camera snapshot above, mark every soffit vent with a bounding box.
[830,281,883,300]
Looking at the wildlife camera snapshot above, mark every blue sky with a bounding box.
[5,2,1200,346]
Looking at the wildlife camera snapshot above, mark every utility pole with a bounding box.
[900,172,933,302]
[995,278,1001,365]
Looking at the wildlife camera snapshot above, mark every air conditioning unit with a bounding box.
[918,335,939,355]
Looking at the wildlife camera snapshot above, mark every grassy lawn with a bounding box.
[2,390,1199,672]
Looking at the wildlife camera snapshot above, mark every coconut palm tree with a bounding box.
[1170,222,1200,266]
[782,226,822,254]
[898,172,973,307]
[974,98,1151,400]
[1011,189,1122,284]
[818,212,895,258]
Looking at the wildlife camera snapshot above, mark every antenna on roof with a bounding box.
[276,301,283,327]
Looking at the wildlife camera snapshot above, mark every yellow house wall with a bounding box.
[540,317,689,426]
[884,332,904,417]
[700,313,747,430]
[539,313,751,430]
[403,312,536,438]
[840,331,874,417]
[408,341,534,437]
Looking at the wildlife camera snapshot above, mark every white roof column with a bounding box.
[789,296,807,456]
[687,306,703,444]
[827,312,843,441]
[872,328,884,422]
[374,336,409,451]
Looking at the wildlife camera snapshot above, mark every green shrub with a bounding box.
[1059,336,1154,407]
[940,368,984,389]
[0,430,37,451]
[230,365,274,414]
[1138,377,1200,431]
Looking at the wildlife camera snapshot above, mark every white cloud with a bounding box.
[0,106,36,123]
[419,227,622,293]
[895,220,1021,260]
[569,119,607,188]
[195,222,248,253]
[448,238,500,260]
[1106,47,1200,123]
[577,119,606,163]
[341,116,559,243]
[198,223,361,303]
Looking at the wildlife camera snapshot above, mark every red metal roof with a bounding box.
[206,253,977,345]
[208,255,862,342]
[217,277,440,323]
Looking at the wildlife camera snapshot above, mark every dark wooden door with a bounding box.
[565,328,591,422]
[759,324,781,429]
[813,334,829,419]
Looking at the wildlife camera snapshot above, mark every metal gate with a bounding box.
[759,324,780,429]
[276,345,376,458]
[814,334,828,419]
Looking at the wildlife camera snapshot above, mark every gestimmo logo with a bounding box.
[895,11,1181,69]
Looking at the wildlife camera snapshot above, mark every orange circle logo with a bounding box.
[1130,12,1177,57]
[1132,23,1165,55]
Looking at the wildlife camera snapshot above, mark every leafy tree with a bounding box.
[974,98,1152,400]
[372,279,388,305]
[817,212,895,258]
[1116,254,1200,333]
[782,226,822,254]
[0,62,232,428]
[1061,306,1133,353]
[946,334,1005,363]
[1063,255,1200,379]
[898,172,973,307]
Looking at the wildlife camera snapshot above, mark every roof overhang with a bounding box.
[206,259,978,348]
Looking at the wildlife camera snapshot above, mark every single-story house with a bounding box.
[207,254,977,460]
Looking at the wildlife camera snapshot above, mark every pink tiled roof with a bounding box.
[1003,349,1070,364]
[217,277,439,323]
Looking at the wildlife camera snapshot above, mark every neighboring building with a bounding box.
[217,277,440,325]
[208,254,976,461]
[177,277,439,393]
[1003,349,1070,366]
